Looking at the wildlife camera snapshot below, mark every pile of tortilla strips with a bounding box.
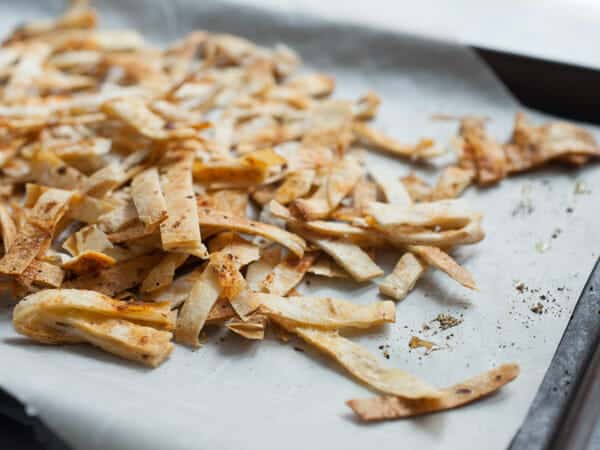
[2,1,598,421]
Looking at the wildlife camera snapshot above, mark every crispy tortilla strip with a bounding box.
[353,122,441,159]
[207,233,260,267]
[370,172,412,206]
[309,237,382,282]
[0,204,17,251]
[245,246,281,292]
[63,224,112,256]
[262,253,316,296]
[108,221,156,244]
[175,266,221,347]
[347,364,520,421]
[207,189,248,217]
[274,169,315,205]
[82,163,127,198]
[286,73,335,97]
[62,251,116,274]
[289,327,440,398]
[68,195,114,224]
[29,151,87,190]
[140,252,188,293]
[352,176,377,212]
[226,313,267,340]
[429,166,473,200]
[4,43,51,102]
[353,91,381,120]
[98,201,138,233]
[506,112,600,173]
[206,298,236,324]
[102,97,167,140]
[228,288,262,320]
[17,260,65,288]
[367,200,473,229]
[0,188,73,275]
[144,268,203,308]
[64,254,163,296]
[197,208,305,257]
[210,251,247,300]
[160,149,206,256]
[298,220,386,247]
[258,294,395,329]
[131,168,168,231]
[458,118,506,185]
[307,254,348,278]
[292,158,362,220]
[379,252,427,301]
[382,214,485,248]
[408,245,476,290]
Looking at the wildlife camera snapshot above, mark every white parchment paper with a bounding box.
[1,1,599,449]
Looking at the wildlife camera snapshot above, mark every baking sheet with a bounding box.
[1,1,600,449]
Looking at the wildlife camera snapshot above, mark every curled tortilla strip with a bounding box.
[379,252,426,301]
[429,166,474,200]
[274,169,315,205]
[175,265,221,347]
[197,208,305,258]
[366,200,473,229]
[307,255,348,278]
[289,327,440,399]
[353,122,442,159]
[0,204,17,251]
[458,118,507,185]
[226,313,268,340]
[160,149,206,257]
[408,245,476,290]
[309,237,382,282]
[62,250,116,274]
[206,298,236,324]
[262,253,316,296]
[352,91,381,120]
[347,364,520,421]
[258,294,395,329]
[131,168,168,231]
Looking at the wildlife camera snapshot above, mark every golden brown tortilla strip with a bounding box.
[17,260,65,288]
[131,168,168,231]
[258,294,395,329]
[160,149,206,257]
[347,363,520,421]
[408,245,476,290]
[61,250,116,274]
[289,326,440,399]
[274,169,316,205]
[429,166,474,200]
[366,200,473,230]
[206,297,237,324]
[0,204,17,251]
[262,252,316,296]
[353,122,441,159]
[379,252,427,301]
[140,252,188,293]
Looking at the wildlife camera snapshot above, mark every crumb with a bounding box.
[530,302,544,315]
[515,281,526,293]
[432,313,463,330]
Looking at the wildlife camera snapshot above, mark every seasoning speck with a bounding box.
[432,313,463,330]
[530,302,544,315]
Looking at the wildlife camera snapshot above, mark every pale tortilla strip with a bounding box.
[209,189,248,217]
[353,122,442,159]
[0,204,17,251]
[108,221,156,244]
[82,163,127,198]
[4,43,51,102]
[102,97,167,140]
[226,313,267,340]
[160,149,206,257]
[131,168,168,231]
[274,169,315,205]
[366,200,473,229]
[206,298,237,324]
[245,247,281,293]
[207,232,260,267]
[352,91,381,120]
[289,327,440,399]
[262,253,316,296]
[258,294,395,329]
[97,201,138,233]
[429,166,474,200]
[62,224,112,256]
[347,364,520,421]
[64,253,163,296]
[144,268,203,308]
[68,195,114,224]
[307,255,348,279]
[175,266,221,347]
[28,151,87,190]
[286,73,335,97]
[309,237,383,282]
[197,208,305,257]
[408,245,476,290]
[352,176,377,212]
[370,171,412,206]
[379,252,426,301]
[141,253,188,293]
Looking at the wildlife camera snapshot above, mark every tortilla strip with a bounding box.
[307,254,348,278]
[286,73,335,97]
[408,245,476,290]
[64,253,163,296]
[274,169,315,205]
[62,250,116,274]
[28,151,87,190]
[210,251,247,300]
[459,118,507,185]
[208,189,248,217]
[207,232,260,267]
[257,294,394,329]
[17,260,65,288]
[262,253,316,296]
[131,168,168,231]
[144,268,203,308]
[352,91,381,120]
[206,298,236,324]
[175,265,221,347]
[140,252,188,293]
[102,97,168,140]
[68,195,114,224]
[197,208,305,257]
[289,327,440,398]
[353,122,441,159]
[370,171,412,206]
[352,176,377,212]
[160,149,206,257]
[347,363,520,421]
[367,200,473,230]
[429,166,473,200]
[4,42,51,102]
[108,221,156,244]
[292,158,362,220]
[309,237,382,282]
[379,252,426,301]
[82,163,127,198]
[226,313,268,340]
[0,204,17,251]
[97,201,138,233]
